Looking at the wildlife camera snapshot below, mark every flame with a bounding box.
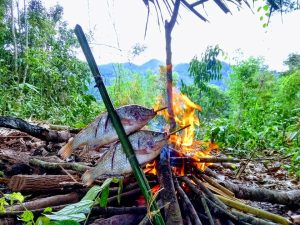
[144,160,157,175]
[154,88,218,173]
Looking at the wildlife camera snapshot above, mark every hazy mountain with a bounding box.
[89,59,231,98]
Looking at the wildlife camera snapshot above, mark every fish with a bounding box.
[81,130,167,186]
[58,105,158,159]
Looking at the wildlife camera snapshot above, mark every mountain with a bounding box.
[88,59,231,98]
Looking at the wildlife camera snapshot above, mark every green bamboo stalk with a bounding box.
[74,24,165,225]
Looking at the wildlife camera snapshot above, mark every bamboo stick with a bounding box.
[217,195,291,225]
[200,174,234,197]
[74,24,164,225]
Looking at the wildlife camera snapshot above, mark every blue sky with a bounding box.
[43,0,300,71]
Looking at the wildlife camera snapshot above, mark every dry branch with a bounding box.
[232,209,279,225]
[200,174,234,197]
[90,214,144,225]
[0,116,72,142]
[29,158,90,173]
[174,178,202,225]
[8,192,80,211]
[219,180,300,206]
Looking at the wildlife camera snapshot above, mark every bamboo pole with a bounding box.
[74,25,165,225]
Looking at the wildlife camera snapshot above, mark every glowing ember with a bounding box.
[154,88,218,172]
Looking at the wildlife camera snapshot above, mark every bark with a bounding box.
[90,214,144,225]
[0,116,72,142]
[174,178,202,225]
[8,174,80,192]
[220,180,300,206]
[108,188,141,205]
[157,146,183,225]
[29,158,90,173]
[165,0,180,131]
[8,192,80,211]
[10,0,18,78]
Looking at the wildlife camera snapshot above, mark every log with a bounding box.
[0,116,72,142]
[171,157,240,164]
[8,192,80,211]
[219,180,300,206]
[157,146,183,225]
[8,174,80,192]
[90,214,145,225]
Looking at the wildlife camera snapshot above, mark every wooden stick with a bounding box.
[200,196,215,225]
[232,209,278,225]
[157,146,183,225]
[90,214,144,225]
[192,175,227,209]
[8,192,80,211]
[179,177,240,224]
[29,158,90,173]
[174,178,202,225]
[154,107,167,113]
[169,124,191,136]
[200,174,234,197]
[217,195,291,225]
[170,157,240,164]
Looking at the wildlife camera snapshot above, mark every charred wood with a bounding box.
[157,146,183,225]
[174,178,202,225]
[0,116,72,142]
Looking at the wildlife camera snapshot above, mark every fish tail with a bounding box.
[58,137,74,159]
[82,170,94,186]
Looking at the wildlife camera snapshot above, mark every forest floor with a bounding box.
[0,126,299,224]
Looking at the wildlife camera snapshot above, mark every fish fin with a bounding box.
[58,138,74,159]
[82,170,94,186]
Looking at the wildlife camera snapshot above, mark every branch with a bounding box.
[0,116,72,142]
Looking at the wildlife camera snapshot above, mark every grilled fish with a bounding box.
[58,105,157,159]
[82,130,167,186]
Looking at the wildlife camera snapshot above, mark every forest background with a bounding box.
[0,0,299,176]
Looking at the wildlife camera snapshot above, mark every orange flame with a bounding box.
[154,88,218,173]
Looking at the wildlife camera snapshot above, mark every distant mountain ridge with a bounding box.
[89,59,231,98]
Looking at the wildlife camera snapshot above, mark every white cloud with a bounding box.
[43,0,300,71]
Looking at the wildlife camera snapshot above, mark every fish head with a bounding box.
[122,105,156,126]
[134,130,168,154]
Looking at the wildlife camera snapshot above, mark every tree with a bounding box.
[284,53,300,72]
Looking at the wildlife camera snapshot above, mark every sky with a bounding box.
[42,0,300,71]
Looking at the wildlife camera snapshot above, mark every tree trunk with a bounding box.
[10,0,18,79]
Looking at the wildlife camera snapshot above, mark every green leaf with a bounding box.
[263,5,269,11]
[0,198,9,213]
[19,210,34,222]
[82,178,114,201]
[260,16,264,21]
[43,207,53,213]
[262,23,268,28]
[257,6,262,12]
[5,192,25,204]
[45,213,86,222]
[99,185,110,207]
[35,216,50,225]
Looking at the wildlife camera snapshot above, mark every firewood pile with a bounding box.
[0,117,300,225]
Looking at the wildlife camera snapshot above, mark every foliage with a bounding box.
[45,177,122,223]
[0,0,100,127]
[107,65,164,108]
[195,57,300,175]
